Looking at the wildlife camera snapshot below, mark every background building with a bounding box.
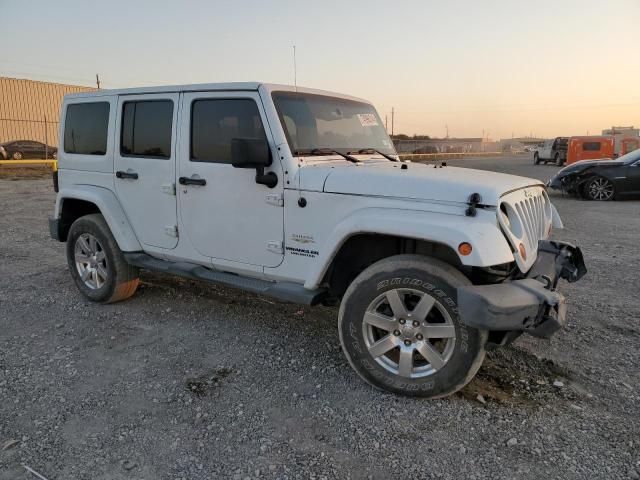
[393,136,499,154]
[0,76,94,146]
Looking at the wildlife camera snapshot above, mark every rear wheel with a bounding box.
[554,153,563,166]
[583,176,615,201]
[66,214,140,303]
[338,254,487,398]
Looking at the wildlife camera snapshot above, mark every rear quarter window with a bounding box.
[582,142,601,151]
[64,102,110,155]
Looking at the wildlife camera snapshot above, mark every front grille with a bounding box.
[498,187,552,272]
[514,194,547,252]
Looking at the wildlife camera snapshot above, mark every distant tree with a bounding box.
[391,134,431,140]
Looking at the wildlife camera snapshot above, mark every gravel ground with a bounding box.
[0,156,638,479]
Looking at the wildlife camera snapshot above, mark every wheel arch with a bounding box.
[304,207,514,291]
[54,186,141,251]
[321,233,463,299]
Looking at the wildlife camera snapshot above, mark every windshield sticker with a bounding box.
[357,114,378,127]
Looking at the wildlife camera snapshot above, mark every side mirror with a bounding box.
[231,138,271,168]
[230,138,278,188]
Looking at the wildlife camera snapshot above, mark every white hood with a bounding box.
[297,160,543,206]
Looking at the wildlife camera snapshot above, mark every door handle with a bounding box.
[116,170,139,180]
[179,176,206,186]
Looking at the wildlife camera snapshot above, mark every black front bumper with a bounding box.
[457,241,586,339]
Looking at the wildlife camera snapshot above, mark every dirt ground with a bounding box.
[0,156,638,479]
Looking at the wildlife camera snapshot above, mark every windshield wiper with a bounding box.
[354,148,398,162]
[295,148,359,163]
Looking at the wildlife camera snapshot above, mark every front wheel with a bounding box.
[583,176,615,201]
[338,254,487,398]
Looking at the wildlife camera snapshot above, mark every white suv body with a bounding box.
[50,83,586,397]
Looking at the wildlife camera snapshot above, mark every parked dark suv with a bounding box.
[0,140,57,160]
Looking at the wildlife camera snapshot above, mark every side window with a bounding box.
[121,100,173,158]
[583,142,601,151]
[191,99,266,164]
[64,102,110,155]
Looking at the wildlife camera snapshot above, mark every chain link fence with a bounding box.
[0,117,59,160]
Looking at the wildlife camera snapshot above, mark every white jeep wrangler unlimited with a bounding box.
[49,83,586,398]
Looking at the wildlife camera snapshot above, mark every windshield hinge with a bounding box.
[267,240,284,254]
[165,225,178,237]
[266,192,284,207]
[161,183,176,196]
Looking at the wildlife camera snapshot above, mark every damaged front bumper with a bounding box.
[457,241,587,339]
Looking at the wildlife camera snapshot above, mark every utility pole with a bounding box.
[292,46,297,91]
[445,124,449,138]
[391,107,395,136]
[385,115,388,133]
[96,74,101,89]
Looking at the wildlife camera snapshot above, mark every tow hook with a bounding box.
[465,192,483,217]
[537,275,553,290]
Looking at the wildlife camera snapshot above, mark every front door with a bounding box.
[620,162,640,194]
[114,93,179,249]
[178,91,284,267]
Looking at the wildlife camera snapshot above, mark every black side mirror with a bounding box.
[231,138,271,168]
[230,138,277,188]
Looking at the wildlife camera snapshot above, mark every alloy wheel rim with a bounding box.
[588,178,614,200]
[362,288,456,379]
[74,233,108,290]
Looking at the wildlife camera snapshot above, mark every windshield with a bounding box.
[617,148,640,165]
[272,91,396,156]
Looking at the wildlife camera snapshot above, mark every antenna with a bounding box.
[293,45,297,91]
[391,107,395,136]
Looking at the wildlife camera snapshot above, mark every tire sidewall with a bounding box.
[339,262,486,397]
[66,216,118,302]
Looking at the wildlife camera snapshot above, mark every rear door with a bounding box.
[114,93,179,249]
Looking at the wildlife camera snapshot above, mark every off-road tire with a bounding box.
[554,153,563,166]
[338,254,487,398]
[66,214,140,303]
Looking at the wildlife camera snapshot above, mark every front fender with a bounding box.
[303,207,514,289]
[54,186,142,251]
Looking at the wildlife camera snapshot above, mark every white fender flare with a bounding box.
[304,207,514,289]
[54,185,142,251]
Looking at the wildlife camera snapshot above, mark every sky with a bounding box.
[1,0,638,140]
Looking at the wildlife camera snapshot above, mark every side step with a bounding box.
[124,252,327,306]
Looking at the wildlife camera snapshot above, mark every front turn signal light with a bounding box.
[458,242,473,256]
[519,243,527,260]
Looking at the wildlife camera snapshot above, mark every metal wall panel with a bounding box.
[0,77,95,145]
